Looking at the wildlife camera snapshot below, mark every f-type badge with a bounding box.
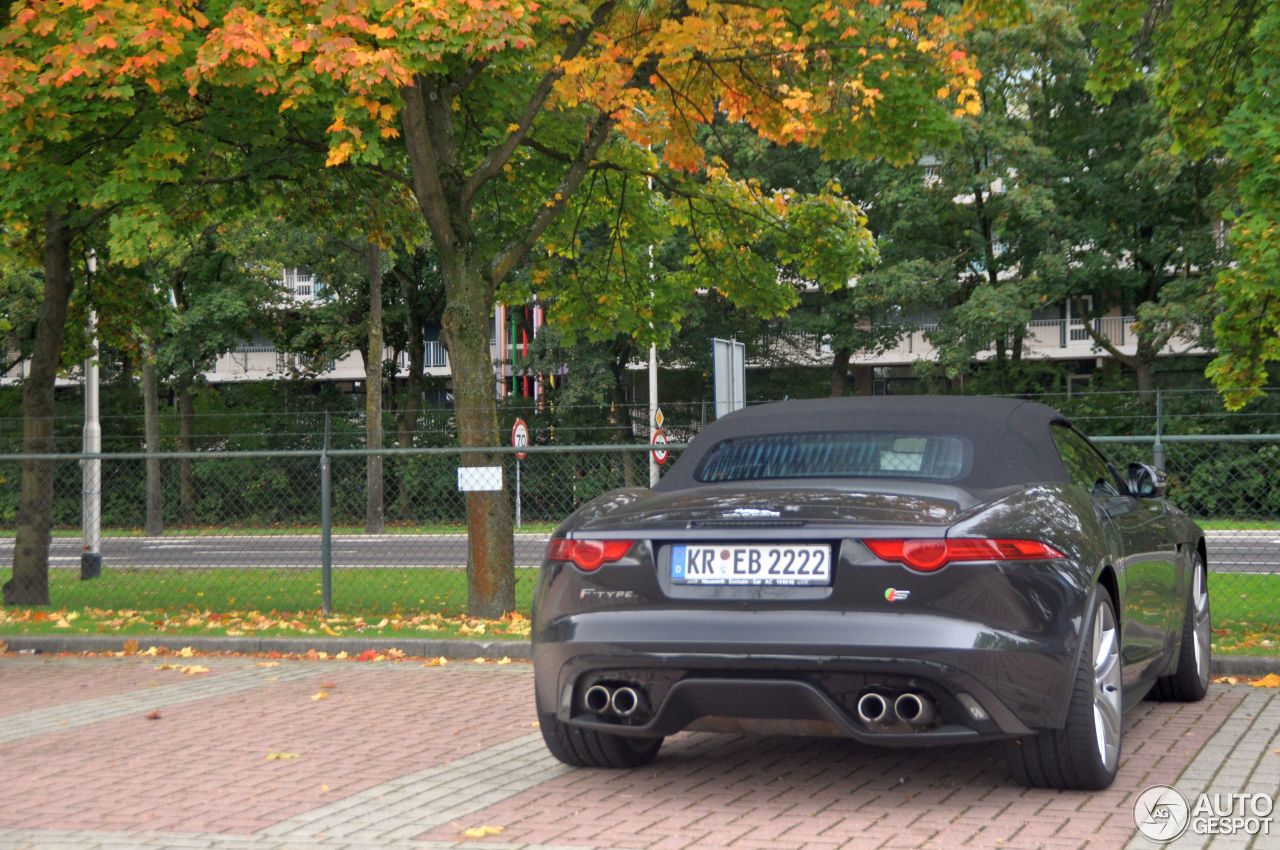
[580,588,636,602]
[884,588,911,602]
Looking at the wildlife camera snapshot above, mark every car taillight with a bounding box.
[545,538,635,571]
[864,538,1065,572]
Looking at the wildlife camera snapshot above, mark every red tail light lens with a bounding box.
[864,538,1065,572]
[546,538,635,571]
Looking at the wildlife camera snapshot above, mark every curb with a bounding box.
[1,635,1274,674]
[0,634,532,660]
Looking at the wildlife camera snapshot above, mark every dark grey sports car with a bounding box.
[532,397,1209,790]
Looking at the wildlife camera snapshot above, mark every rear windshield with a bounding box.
[694,432,971,483]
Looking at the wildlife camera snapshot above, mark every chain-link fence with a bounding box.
[1092,435,1279,654]
[0,445,682,621]
[0,400,716,454]
[1,438,1276,650]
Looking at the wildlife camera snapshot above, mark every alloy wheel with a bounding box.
[1092,600,1122,772]
[1192,561,1211,684]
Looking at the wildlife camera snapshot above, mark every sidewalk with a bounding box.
[0,653,1276,850]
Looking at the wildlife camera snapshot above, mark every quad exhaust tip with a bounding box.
[856,692,889,725]
[894,692,936,726]
[611,687,640,717]
[583,683,643,717]
[584,684,612,714]
[857,691,937,727]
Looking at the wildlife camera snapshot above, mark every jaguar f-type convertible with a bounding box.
[532,397,1209,789]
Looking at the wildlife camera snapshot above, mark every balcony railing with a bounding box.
[752,315,1208,368]
[1026,316,1131,349]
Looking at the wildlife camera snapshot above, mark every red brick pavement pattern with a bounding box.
[0,657,235,718]
[0,661,537,836]
[420,685,1244,850]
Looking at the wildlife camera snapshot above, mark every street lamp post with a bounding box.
[81,253,102,580]
[648,343,659,487]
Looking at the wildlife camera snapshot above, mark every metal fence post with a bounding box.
[320,412,333,616]
[1153,388,1165,471]
[515,458,522,529]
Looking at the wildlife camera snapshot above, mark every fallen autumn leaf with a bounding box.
[1250,673,1280,688]
[460,825,505,839]
[265,752,299,761]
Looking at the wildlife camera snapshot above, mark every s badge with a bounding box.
[884,588,911,602]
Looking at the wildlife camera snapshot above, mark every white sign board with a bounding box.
[712,337,746,419]
[457,466,504,492]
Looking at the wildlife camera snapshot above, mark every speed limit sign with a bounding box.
[511,418,529,460]
[650,428,669,465]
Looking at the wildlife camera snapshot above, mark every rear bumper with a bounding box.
[533,609,1079,743]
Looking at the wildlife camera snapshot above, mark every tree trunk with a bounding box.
[441,261,515,618]
[365,243,385,534]
[142,348,164,536]
[612,364,635,487]
[851,365,875,396]
[116,351,135,406]
[398,344,424,450]
[829,345,853,397]
[5,211,75,606]
[395,261,427,521]
[398,270,425,450]
[994,336,1008,393]
[1134,337,1156,405]
[176,382,196,523]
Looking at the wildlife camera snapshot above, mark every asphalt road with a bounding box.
[1,529,1276,572]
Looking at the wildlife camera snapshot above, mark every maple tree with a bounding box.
[0,1,339,604]
[0,0,218,605]
[192,0,984,616]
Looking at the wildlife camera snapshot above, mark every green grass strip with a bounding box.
[0,567,1275,653]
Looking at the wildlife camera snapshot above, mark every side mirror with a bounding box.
[1128,462,1166,499]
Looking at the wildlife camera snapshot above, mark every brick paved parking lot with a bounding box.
[0,653,1276,850]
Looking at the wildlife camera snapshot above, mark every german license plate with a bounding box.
[670,544,832,586]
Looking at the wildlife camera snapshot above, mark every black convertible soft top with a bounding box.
[655,396,1075,491]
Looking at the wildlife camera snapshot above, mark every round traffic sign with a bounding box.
[511,418,529,460]
[650,428,669,465]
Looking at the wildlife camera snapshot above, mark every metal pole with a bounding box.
[648,344,659,487]
[646,156,660,488]
[320,412,332,615]
[81,253,102,580]
[515,459,522,529]
[1153,387,1165,471]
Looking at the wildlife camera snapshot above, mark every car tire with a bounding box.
[1005,584,1122,790]
[1151,551,1210,702]
[538,712,663,769]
